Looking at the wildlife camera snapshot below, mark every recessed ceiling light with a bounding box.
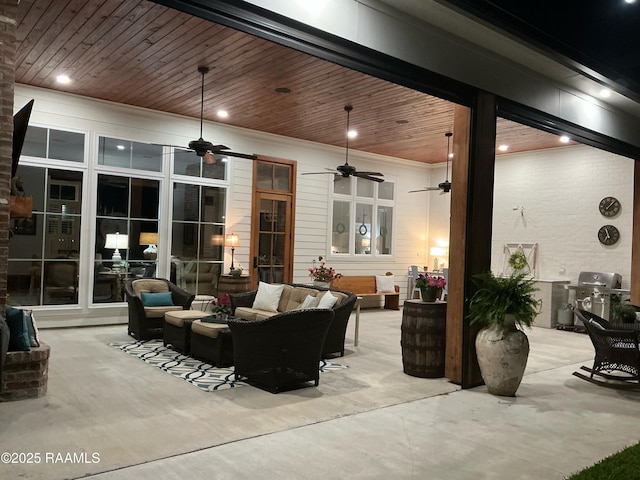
[347,130,357,139]
[498,144,509,152]
[625,0,636,4]
[217,110,229,119]
[600,88,611,98]
[56,74,71,84]
[116,145,126,150]
[396,119,409,124]
[560,135,570,143]
[274,87,291,94]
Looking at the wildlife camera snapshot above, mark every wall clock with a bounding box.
[597,225,620,245]
[598,196,621,217]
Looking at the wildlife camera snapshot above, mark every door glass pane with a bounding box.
[257,163,272,189]
[257,198,288,283]
[274,165,290,191]
[332,201,350,254]
[377,206,393,255]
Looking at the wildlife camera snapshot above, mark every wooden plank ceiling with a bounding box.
[14,0,570,164]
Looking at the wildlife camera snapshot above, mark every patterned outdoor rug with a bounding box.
[109,339,347,392]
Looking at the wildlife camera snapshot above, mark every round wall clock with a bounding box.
[597,225,620,245]
[598,196,621,217]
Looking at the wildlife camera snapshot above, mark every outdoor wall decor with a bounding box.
[502,243,538,277]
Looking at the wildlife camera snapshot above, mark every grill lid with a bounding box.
[577,271,621,289]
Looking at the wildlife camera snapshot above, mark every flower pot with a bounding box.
[313,281,330,289]
[475,315,529,396]
[420,286,438,302]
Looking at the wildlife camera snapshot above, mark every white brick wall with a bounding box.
[491,145,633,287]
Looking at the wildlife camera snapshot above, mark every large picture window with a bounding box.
[94,175,160,303]
[331,177,395,256]
[8,166,84,306]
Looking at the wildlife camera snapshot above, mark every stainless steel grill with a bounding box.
[566,271,625,322]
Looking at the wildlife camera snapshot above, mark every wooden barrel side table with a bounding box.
[217,274,252,297]
[401,300,447,378]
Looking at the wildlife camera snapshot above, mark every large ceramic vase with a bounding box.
[475,315,529,396]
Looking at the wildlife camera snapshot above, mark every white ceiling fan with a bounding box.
[409,132,452,194]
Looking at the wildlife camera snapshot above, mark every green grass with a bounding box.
[566,442,640,479]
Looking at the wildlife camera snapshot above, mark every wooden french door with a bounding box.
[250,158,296,286]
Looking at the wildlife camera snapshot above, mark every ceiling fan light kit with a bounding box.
[302,105,384,183]
[409,131,452,194]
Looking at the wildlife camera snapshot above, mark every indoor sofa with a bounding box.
[229,283,357,358]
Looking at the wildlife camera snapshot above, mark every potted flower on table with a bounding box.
[209,293,232,320]
[415,273,446,302]
[308,256,338,288]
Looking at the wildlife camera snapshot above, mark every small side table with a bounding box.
[218,274,252,297]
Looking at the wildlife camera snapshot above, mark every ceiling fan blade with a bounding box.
[302,171,338,175]
[409,186,441,192]
[354,171,383,177]
[220,151,257,160]
[355,173,384,183]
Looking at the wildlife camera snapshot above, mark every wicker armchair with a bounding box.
[125,278,194,340]
[230,283,356,358]
[573,309,639,389]
[227,308,334,393]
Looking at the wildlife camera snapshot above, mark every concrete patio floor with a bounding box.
[1,307,637,479]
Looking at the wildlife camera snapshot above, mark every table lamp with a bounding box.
[429,246,446,272]
[105,232,129,267]
[225,233,239,273]
[139,232,158,259]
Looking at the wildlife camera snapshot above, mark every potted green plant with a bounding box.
[612,301,637,324]
[468,271,541,396]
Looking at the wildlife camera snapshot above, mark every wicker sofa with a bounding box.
[229,283,357,358]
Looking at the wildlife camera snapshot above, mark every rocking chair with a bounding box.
[573,309,640,390]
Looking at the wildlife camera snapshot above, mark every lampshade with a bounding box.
[210,234,225,246]
[139,232,158,246]
[225,233,239,247]
[429,246,446,257]
[361,237,371,247]
[105,232,129,249]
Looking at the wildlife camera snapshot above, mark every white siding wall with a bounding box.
[14,85,434,324]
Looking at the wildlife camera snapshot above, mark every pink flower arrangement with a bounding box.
[308,256,337,283]
[210,294,232,315]
[415,273,446,290]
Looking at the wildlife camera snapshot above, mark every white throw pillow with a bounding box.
[252,282,285,312]
[317,290,339,309]
[376,275,395,293]
[299,294,319,309]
